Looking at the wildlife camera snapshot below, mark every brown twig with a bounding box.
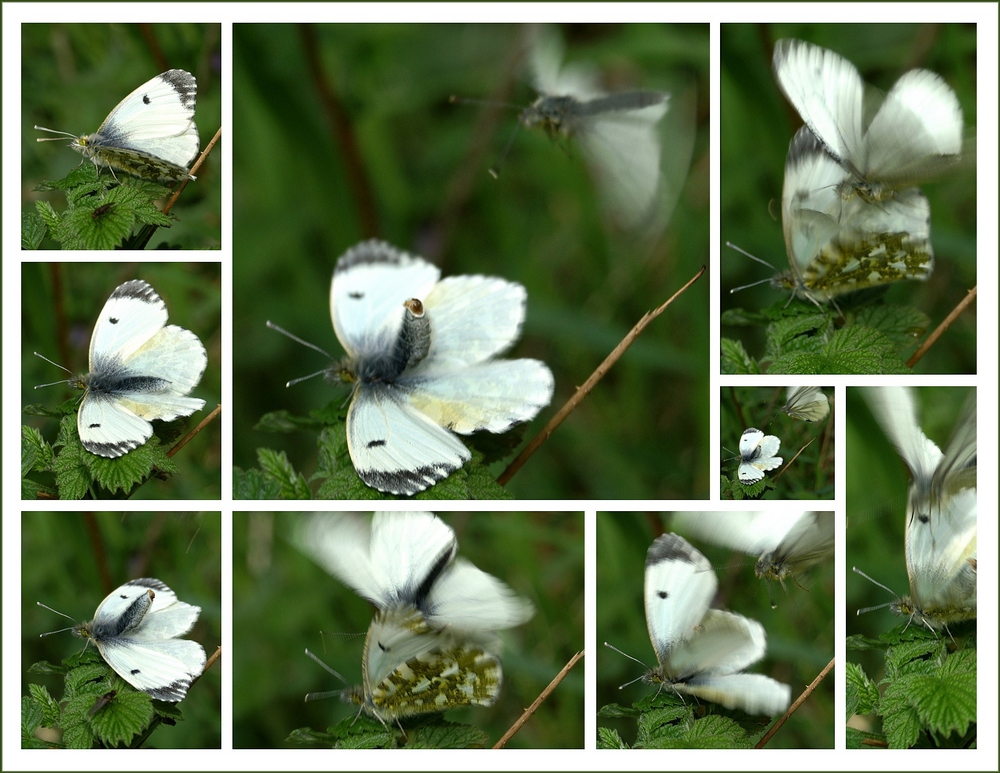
[756,656,834,749]
[497,265,706,486]
[163,125,221,216]
[773,435,815,482]
[907,284,977,368]
[493,650,584,749]
[167,404,221,459]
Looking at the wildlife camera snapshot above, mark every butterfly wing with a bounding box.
[346,383,471,495]
[96,637,205,702]
[862,69,963,186]
[330,240,440,362]
[88,280,168,368]
[360,609,502,721]
[93,70,199,168]
[426,557,535,633]
[772,38,865,174]
[762,511,835,582]
[666,609,766,679]
[676,673,791,716]
[737,429,781,483]
[643,534,715,670]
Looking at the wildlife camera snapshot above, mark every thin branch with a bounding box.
[907,284,977,368]
[493,650,583,749]
[164,125,222,216]
[772,436,815,482]
[167,403,221,458]
[498,265,706,486]
[756,656,834,749]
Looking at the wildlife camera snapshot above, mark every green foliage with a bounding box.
[232,513,584,749]
[721,24,977,374]
[288,714,489,749]
[719,386,834,500]
[22,513,221,748]
[26,165,177,250]
[597,513,835,749]
[21,262,221,500]
[22,651,171,749]
[21,408,183,499]
[721,298,927,374]
[846,627,976,749]
[22,23,221,250]
[233,23,711,498]
[598,692,771,749]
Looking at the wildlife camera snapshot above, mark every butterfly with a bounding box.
[858,387,976,631]
[608,533,790,716]
[737,428,782,484]
[271,239,554,496]
[40,578,206,702]
[674,511,834,598]
[781,386,830,422]
[295,512,534,723]
[36,69,199,182]
[513,26,672,232]
[774,125,934,304]
[36,279,207,458]
[772,38,963,202]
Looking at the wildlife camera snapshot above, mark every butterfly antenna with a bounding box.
[34,126,76,142]
[32,352,75,387]
[852,566,898,617]
[603,641,653,689]
[266,321,334,359]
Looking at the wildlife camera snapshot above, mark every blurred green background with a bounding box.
[597,512,835,748]
[846,386,976,678]
[720,386,834,499]
[232,23,711,499]
[721,23,977,374]
[232,511,584,748]
[21,23,222,249]
[21,512,222,748]
[21,262,222,499]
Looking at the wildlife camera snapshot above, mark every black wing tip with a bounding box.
[646,533,698,568]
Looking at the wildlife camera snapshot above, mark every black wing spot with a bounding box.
[109,317,120,324]
[143,95,151,105]
[130,668,141,675]
[348,291,364,299]
[657,590,668,599]
[366,439,387,449]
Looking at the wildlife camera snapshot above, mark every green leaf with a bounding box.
[854,304,931,353]
[22,211,48,249]
[233,465,284,499]
[256,448,311,499]
[719,337,758,374]
[88,689,156,748]
[21,424,53,476]
[403,720,489,749]
[845,661,879,717]
[597,725,628,749]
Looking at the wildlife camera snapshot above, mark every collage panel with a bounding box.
[597,511,834,749]
[231,22,710,500]
[720,385,834,500]
[21,511,222,749]
[720,23,977,375]
[846,386,977,749]
[232,510,584,749]
[21,262,222,500]
[21,23,222,251]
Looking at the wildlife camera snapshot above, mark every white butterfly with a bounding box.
[40,578,206,702]
[859,387,976,631]
[612,533,790,716]
[673,511,834,594]
[273,239,554,496]
[773,39,963,202]
[36,69,199,182]
[295,512,534,722]
[519,27,671,232]
[781,386,830,422]
[38,279,207,458]
[737,428,782,484]
[775,125,934,303]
